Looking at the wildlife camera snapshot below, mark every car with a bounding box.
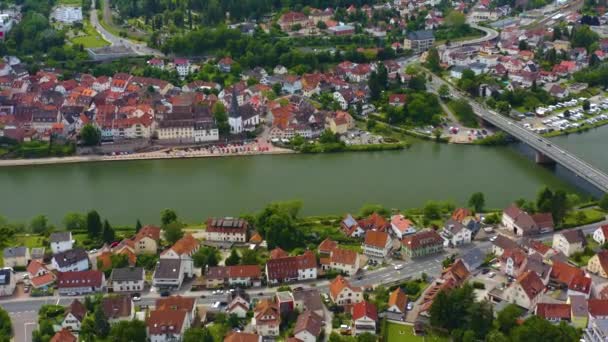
[160,290,170,297]
[394,264,404,270]
[406,302,414,311]
[200,295,206,299]
[67,292,77,296]
[22,274,29,279]
[488,272,496,278]
[132,295,141,302]
[88,249,98,254]
[481,268,490,274]
[258,292,264,296]
[489,236,497,242]
[213,301,221,309]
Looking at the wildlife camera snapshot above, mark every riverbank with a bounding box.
[543,118,608,138]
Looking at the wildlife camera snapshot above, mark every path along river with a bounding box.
[7,126,608,224]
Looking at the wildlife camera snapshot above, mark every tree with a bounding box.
[225,249,241,266]
[438,84,450,99]
[0,307,11,342]
[80,124,101,146]
[163,221,184,245]
[183,327,213,342]
[495,304,522,335]
[240,248,259,265]
[511,316,578,342]
[86,210,102,238]
[94,305,110,338]
[599,194,608,211]
[583,100,591,111]
[212,102,230,135]
[160,208,178,226]
[102,219,115,243]
[496,101,511,115]
[426,47,441,72]
[359,204,389,217]
[445,10,466,28]
[193,246,219,268]
[468,192,485,212]
[108,319,147,342]
[30,215,49,234]
[423,201,442,221]
[63,212,86,231]
[518,40,529,51]
[135,219,142,233]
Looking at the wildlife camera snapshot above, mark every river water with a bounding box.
[1,133,593,224]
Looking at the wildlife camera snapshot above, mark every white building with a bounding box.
[52,248,89,273]
[110,267,145,292]
[0,269,15,297]
[52,6,83,24]
[594,225,608,245]
[50,232,74,254]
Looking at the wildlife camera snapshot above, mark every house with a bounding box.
[502,204,538,236]
[500,248,528,277]
[329,275,363,306]
[279,11,309,31]
[504,270,545,310]
[492,235,520,257]
[593,225,608,245]
[2,246,29,267]
[156,295,197,324]
[252,299,281,337]
[390,214,416,239]
[50,232,74,254]
[131,225,161,254]
[153,259,184,289]
[205,265,262,288]
[442,219,472,247]
[403,30,435,54]
[224,332,262,342]
[276,291,294,316]
[328,247,360,276]
[568,273,592,298]
[203,217,248,243]
[160,233,199,278]
[27,260,56,289]
[174,58,191,78]
[293,288,325,318]
[102,295,134,323]
[551,260,586,289]
[294,311,324,342]
[589,251,608,278]
[62,299,87,331]
[147,309,190,342]
[218,57,234,73]
[362,230,392,260]
[549,84,569,99]
[341,214,363,237]
[52,248,89,272]
[401,229,444,258]
[265,251,317,284]
[0,268,15,296]
[56,270,105,295]
[386,287,408,318]
[552,230,586,257]
[50,328,77,342]
[352,301,378,335]
[318,238,337,257]
[227,290,250,318]
[535,303,571,322]
[110,266,145,292]
[568,295,589,328]
[326,110,354,134]
[388,94,407,107]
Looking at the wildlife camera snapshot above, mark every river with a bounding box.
[0,135,588,224]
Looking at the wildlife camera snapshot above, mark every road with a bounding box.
[89,0,163,57]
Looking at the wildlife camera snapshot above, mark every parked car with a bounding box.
[160,290,170,297]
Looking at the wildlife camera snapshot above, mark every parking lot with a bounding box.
[518,96,608,133]
[341,129,384,145]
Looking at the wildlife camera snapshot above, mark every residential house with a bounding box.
[492,235,520,257]
[341,214,364,237]
[588,299,608,320]
[388,94,407,107]
[401,229,444,258]
[593,225,608,245]
[50,328,77,342]
[326,111,354,134]
[56,270,105,295]
[61,300,87,331]
[502,204,538,236]
[328,247,360,276]
[218,57,234,73]
[329,275,363,306]
[441,219,472,247]
[504,270,545,310]
[156,296,197,324]
[279,11,309,31]
[227,290,250,318]
[403,30,435,54]
[318,238,337,257]
[153,259,184,289]
[568,273,592,298]
[500,248,529,277]
[535,303,571,323]
[50,232,74,254]
[27,260,56,289]
[390,214,416,239]
[386,287,408,319]
[568,295,589,328]
[294,311,324,342]
[550,260,586,290]
[110,266,145,292]
[252,299,281,337]
[131,225,161,254]
[146,309,190,342]
[174,58,191,78]
[203,217,248,243]
[2,246,29,267]
[362,230,392,260]
[276,291,294,316]
[265,251,317,284]
[352,301,378,335]
[52,248,89,272]
[102,295,134,324]
[0,268,15,296]
[205,265,262,288]
[589,250,608,278]
[160,234,199,278]
[224,332,262,342]
[293,288,325,318]
[552,230,586,257]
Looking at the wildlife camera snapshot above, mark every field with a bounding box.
[57,0,83,5]
[70,20,110,48]
[386,322,447,342]
[561,208,606,229]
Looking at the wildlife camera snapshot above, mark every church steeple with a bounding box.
[229,85,240,118]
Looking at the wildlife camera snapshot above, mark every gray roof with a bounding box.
[0,269,11,286]
[3,246,28,258]
[53,248,88,268]
[50,231,72,243]
[111,267,144,282]
[444,219,465,234]
[570,295,588,317]
[292,288,324,315]
[407,30,434,41]
[153,259,181,280]
[342,214,358,228]
[31,247,45,259]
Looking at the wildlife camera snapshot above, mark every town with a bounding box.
[1,189,608,341]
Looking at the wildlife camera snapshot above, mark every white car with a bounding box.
[132,295,141,302]
[406,302,414,311]
[394,264,404,270]
[489,236,497,242]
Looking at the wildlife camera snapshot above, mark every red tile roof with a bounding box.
[57,270,104,289]
[568,274,592,294]
[269,247,289,260]
[588,299,608,317]
[330,248,358,266]
[147,309,188,335]
[102,295,132,319]
[31,273,56,288]
[50,328,77,342]
[224,332,261,342]
[329,275,360,301]
[66,300,87,322]
[135,225,161,242]
[515,270,545,300]
[294,311,323,337]
[550,261,585,286]
[318,238,337,254]
[167,234,199,256]
[27,260,48,276]
[266,251,316,282]
[535,303,571,320]
[352,301,378,321]
[364,230,390,249]
[156,295,196,312]
[387,288,408,311]
[402,229,443,250]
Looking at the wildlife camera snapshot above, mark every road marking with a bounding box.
[56,298,60,305]
[24,322,36,342]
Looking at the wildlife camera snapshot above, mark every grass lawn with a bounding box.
[70,20,109,48]
[57,0,83,5]
[13,234,46,248]
[561,208,606,229]
[386,322,447,342]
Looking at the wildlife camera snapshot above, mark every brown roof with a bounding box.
[492,235,519,251]
[568,274,592,294]
[266,251,316,282]
[515,270,545,300]
[589,299,608,317]
[102,295,132,319]
[560,230,586,245]
[254,299,280,325]
[168,234,199,255]
[551,261,585,286]
[156,295,196,313]
[531,213,554,229]
[205,217,248,235]
[535,303,571,320]
[31,273,56,288]
[503,204,537,232]
[135,225,161,242]
[50,328,77,342]
[329,275,360,301]
[146,309,188,335]
[57,270,104,289]
[294,311,324,337]
[330,248,358,266]
[224,332,260,342]
[27,260,48,276]
[442,259,470,285]
[524,239,551,255]
[352,301,378,321]
[249,233,263,244]
[318,238,337,254]
[402,229,443,250]
[387,288,408,311]
[452,208,472,221]
[269,247,289,260]
[595,250,608,273]
[358,213,389,231]
[364,230,390,249]
[66,300,87,322]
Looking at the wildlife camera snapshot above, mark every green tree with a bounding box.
[30,215,49,234]
[510,316,578,342]
[256,200,303,249]
[160,209,178,226]
[240,249,259,265]
[438,84,450,99]
[445,10,466,28]
[183,327,213,342]
[426,47,441,72]
[495,304,522,335]
[212,102,230,135]
[0,307,11,342]
[102,219,115,243]
[496,101,511,115]
[86,210,102,238]
[135,219,143,233]
[423,201,442,221]
[94,304,110,338]
[108,319,147,342]
[468,192,485,212]
[63,212,86,231]
[80,124,101,146]
[193,246,219,268]
[359,204,389,217]
[599,194,608,211]
[163,221,184,246]
[225,249,241,266]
